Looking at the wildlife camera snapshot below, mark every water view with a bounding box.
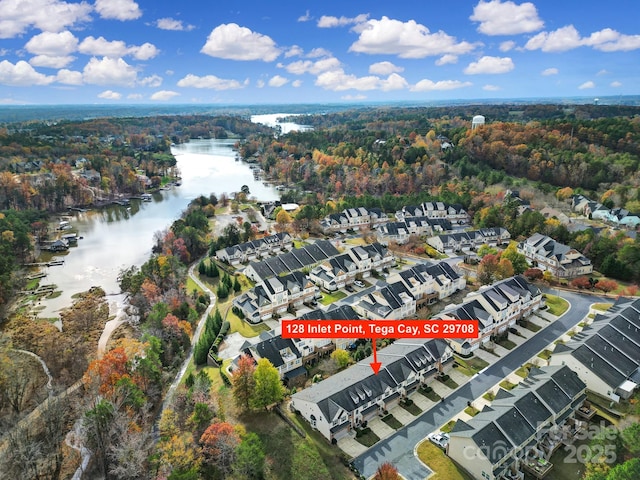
[37,137,281,318]
[251,113,313,134]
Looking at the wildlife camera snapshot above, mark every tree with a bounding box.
[233,276,242,293]
[199,422,241,475]
[524,268,543,281]
[331,349,351,369]
[275,209,293,232]
[605,458,640,480]
[570,276,592,290]
[477,244,498,257]
[232,354,256,412]
[251,358,285,410]
[234,432,266,479]
[501,242,529,275]
[596,279,618,296]
[374,462,401,480]
[622,422,640,456]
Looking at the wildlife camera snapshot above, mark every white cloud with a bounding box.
[150,90,179,101]
[435,54,458,66]
[268,75,289,87]
[541,67,558,76]
[464,56,514,74]
[256,79,265,88]
[129,43,160,60]
[341,94,367,100]
[155,17,194,31]
[525,25,583,52]
[526,25,640,53]
[298,10,311,22]
[56,68,82,85]
[410,79,472,91]
[317,14,369,28]
[29,55,75,68]
[307,48,332,58]
[24,31,78,56]
[138,74,162,87]
[315,69,407,92]
[499,40,516,52]
[177,73,245,90]
[98,90,121,100]
[0,0,92,39]
[94,0,142,21]
[78,36,160,60]
[283,57,341,75]
[610,81,622,87]
[349,16,476,58]
[470,0,543,35]
[369,61,404,75]
[0,60,54,86]
[483,84,501,91]
[82,57,137,86]
[285,45,304,58]
[597,69,610,76]
[201,24,280,61]
[292,79,302,87]
[579,81,595,89]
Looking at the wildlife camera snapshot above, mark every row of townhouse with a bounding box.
[215,232,293,265]
[320,207,387,233]
[233,271,317,323]
[376,217,452,245]
[434,276,543,356]
[550,296,640,402]
[290,338,453,442]
[244,240,340,283]
[517,233,592,278]
[571,194,640,228]
[395,201,468,224]
[231,305,364,387]
[354,262,466,320]
[427,227,511,254]
[449,365,592,480]
[309,243,395,291]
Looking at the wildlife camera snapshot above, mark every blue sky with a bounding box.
[0,0,638,104]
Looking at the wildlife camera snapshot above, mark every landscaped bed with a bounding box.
[381,413,403,430]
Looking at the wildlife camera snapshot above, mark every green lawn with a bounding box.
[544,294,569,316]
[355,428,380,447]
[464,406,480,417]
[319,290,347,306]
[185,276,203,296]
[592,302,613,311]
[497,338,517,350]
[401,400,422,416]
[482,392,495,402]
[523,321,542,332]
[499,380,518,390]
[226,307,269,337]
[419,387,441,402]
[381,414,403,430]
[440,420,456,433]
[416,440,473,480]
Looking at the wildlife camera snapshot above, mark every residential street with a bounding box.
[351,289,609,480]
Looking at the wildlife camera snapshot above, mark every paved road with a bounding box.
[351,289,608,479]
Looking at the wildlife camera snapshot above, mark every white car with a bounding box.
[428,432,450,449]
[354,280,365,288]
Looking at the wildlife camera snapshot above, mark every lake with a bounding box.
[37,137,281,318]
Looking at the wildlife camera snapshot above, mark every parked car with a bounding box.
[428,432,450,449]
[354,280,365,288]
[345,285,354,293]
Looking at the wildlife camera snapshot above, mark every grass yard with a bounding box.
[464,406,480,417]
[483,392,495,402]
[185,276,204,296]
[226,307,269,337]
[544,294,569,316]
[381,414,403,430]
[416,440,473,480]
[499,380,518,390]
[355,428,380,447]
[401,400,423,416]
[320,290,347,306]
[441,377,459,390]
[497,338,517,350]
[419,387,441,402]
[515,363,535,378]
[592,302,613,311]
[246,411,353,480]
[440,420,457,433]
[523,321,542,332]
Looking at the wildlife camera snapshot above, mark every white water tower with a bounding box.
[471,115,485,130]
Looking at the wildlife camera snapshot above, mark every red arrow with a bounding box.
[370,340,382,375]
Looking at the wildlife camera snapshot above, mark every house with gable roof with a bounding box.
[448,365,589,480]
[355,281,416,320]
[517,233,592,278]
[290,338,452,442]
[550,296,640,402]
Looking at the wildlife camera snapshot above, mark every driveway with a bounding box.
[351,290,608,480]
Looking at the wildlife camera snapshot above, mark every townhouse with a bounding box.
[290,338,453,442]
[320,206,387,233]
[215,232,293,265]
[571,194,640,228]
[396,201,468,224]
[309,253,358,292]
[355,281,416,320]
[233,271,316,323]
[387,262,466,307]
[448,365,591,480]
[550,296,640,402]
[244,239,339,282]
[517,233,592,278]
[376,217,452,245]
[298,304,361,351]
[434,276,543,355]
[427,228,511,253]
